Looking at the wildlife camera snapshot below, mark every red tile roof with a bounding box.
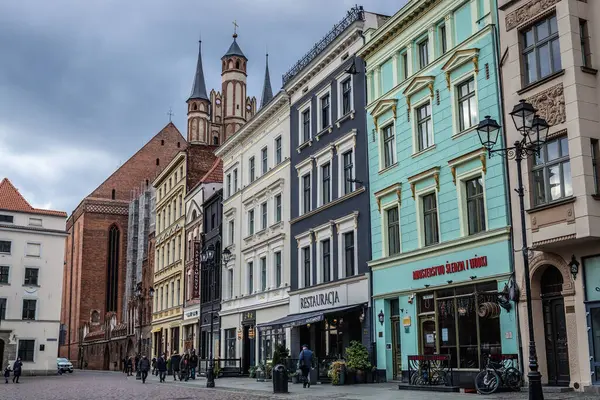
[0,178,68,217]
[200,158,223,184]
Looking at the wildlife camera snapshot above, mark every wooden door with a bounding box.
[391,318,402,380]
[543,297,570,386]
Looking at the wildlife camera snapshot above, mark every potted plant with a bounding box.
[272,344,290,367]
[327,360,346,386]
[213,361,221,378]
[345,341,372,384]
[290,370,300,384]
[248,365,257,378]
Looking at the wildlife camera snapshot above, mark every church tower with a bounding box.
[221,30,256,141]
[187,40,211,144]
[260,53,274,108]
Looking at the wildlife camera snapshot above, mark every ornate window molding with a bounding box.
[447,148,487,184]
[407,166,440,199]
[441,48,480,89]
[402,75,435,114]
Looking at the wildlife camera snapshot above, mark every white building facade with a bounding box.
[0,178,67,374]
[215,91,291,371]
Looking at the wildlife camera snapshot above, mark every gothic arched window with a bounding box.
[236,60,240,69]
[106,225,120,312]
[111,189,116,200]
[193,103,197,111]
[213,136,219,145]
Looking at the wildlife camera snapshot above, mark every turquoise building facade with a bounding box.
[358,0,517,386]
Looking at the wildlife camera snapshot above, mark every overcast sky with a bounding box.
[0,0,405,214]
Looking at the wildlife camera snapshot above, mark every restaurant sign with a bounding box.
[412,255,488,280]
[193,241,201,298]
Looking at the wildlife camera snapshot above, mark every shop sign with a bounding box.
[402,315,411,327]
[412,255,488,280]
[300,290,341,311]
[242,310,256,324]
[193,241,201,298]
[184,310,199,320]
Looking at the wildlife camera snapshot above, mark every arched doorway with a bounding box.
[540,266,570,386]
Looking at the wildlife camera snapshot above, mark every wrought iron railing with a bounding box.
[480,353,519,370]
[281,5,364,86]
[408,355,454,386]
[197,358,242,377]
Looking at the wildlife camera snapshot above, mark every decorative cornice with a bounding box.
[407,166,440,199]
[403,76,435,112]
[441,48,480,89]
[526,83,565,126]
[374,183,402,212]
[370,99,398,131]
[505,0,560,31]
[447,147,487,184]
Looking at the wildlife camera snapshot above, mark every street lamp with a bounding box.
[202,243,217,388]
[477,100,550,400]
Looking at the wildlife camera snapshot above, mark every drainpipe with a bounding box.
[67,219,75,363]
[491,22,525,372]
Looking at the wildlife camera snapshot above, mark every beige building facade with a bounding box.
[499,0,600,391]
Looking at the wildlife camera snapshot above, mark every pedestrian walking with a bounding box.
[297,344,313,388]
[170,351,181,381]
[134,354,140,373]
[4,363,11,384]
[157,354,167,383]
[151,357,157,376]
[12,358,23,384]
[139,355,150,383]
[126,356,133,376]
[190,350,198,380]
[122,357,127,373]
[180,353,190,382]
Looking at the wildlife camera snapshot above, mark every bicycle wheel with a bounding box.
[475,369,500,395]
[503,367,523,391]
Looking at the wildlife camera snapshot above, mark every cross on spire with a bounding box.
[233,20,239,38]
[167,107,174,122]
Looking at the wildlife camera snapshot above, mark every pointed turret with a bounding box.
[223,33,247,60]
[188,40,209,101]
[260,53,273,108]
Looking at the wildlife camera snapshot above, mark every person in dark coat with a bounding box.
[4,363,11,384]
[298,345,313,388]
[134,354,140,373]
[179,354,190,382]
[126,357,133,376]
[151,357,157,375]
[170,352,181,381]
[189,350,198,380]
[122,357,127,373]
[156,354,167,383]
[139,355,151,383]
[12,358,23,383]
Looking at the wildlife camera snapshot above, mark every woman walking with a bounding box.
[12,358,23,383]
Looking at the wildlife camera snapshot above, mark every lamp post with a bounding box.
[202,244,232,388]
[135,283,154,379]
[476,100,550,400]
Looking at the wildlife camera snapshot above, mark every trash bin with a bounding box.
[272,364,288,393]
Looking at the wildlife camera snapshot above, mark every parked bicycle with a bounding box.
[475,354,522,394]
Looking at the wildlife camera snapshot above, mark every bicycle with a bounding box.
[475,355,522,394]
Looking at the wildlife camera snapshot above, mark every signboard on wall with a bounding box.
[289,276,369,314]
[412,255,488,280]
[193,241,201,298]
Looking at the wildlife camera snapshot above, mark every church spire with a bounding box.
[188,40,209,101]
[260,53,273,108]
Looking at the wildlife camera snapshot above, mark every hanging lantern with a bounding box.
[237,328,243,340]
[248,326,255,340]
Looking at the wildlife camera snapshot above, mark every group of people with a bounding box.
[3,358,23,384]
[122,354,151,383]
[151,350,199,383]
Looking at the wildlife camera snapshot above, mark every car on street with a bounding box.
[57,358,74,373]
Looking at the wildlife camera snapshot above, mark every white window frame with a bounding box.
[456,167,488,237]
[335,130,357,196]
[261,146,268,175]
[17,338,37,363]
[412,96,434,155]
[272,244,284,288]
[260,201,268,231]
[381,200,402,257]
[28,218,42,227]
[314,145,334,207]
[298,99,312,145]
[296,231,313,289]
[335,213,358,279]
[378,118,397,171]
[25,242,41,258]
[296,157,313,216]
[259,255,268,291]
[337,72,355,118]
[0,264,11,285]
[247,208,255,236]
[249,156,256,183]
[316,85,332,134]
[415,186,441,248]
[227,267,234,299]
[314,222,334,284]
[274,135,283,165]
[0,239,12,255]
[273,192,282,224]
[450,71,479,138]
[228,219,235,246]
[226,173,232,197]
[233,168,238,192]
[245,258,255,295]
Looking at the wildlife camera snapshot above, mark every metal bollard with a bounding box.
[272,364,289,393]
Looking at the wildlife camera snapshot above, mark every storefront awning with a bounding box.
[256,304,363,332]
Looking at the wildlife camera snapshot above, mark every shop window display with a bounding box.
[259,328,285,363]
[418,282,501,368]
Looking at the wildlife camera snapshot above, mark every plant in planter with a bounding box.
[327,360,346,386]
[345,341,372,384]
[248,365,257,379]
[213,360,221,378]
[271,344,290,367]
[290,371,300,384]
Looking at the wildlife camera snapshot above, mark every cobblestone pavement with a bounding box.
[2,370,599,400]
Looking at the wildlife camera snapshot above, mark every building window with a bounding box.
[320,93,330,130]
[261,202,268,230]
[18,340,35,362]
[401,52,409,81]
[466,177,486,235]
[302,109,311,143]
[522,15,561,85]
[532,136,572,206]
[233,169,238,192]
[0,241,11,254]
[423,193,439,246]
[0,215,14,223]
[226,174,231,197]
[275,194,282,223]
[382,124,395,168]
[416,102,433,151]
[262,147,268,175]
[592,139,600,195]
[24,268,39,286]
[106,225,120,313]
[418,38,429,69]
[260,257,267,291]
[22,299,36,320]
[176,279,180,306]
[225,328,236,361]
[322,163,331,205]
[343,151,354,195]
[0,266,8,284]
[248,210,255,235]
[387,207,401,256]
[344,232,355,278]
[228,269,234,299]
[302,247,311,288]
[580,19,592,68]
[322,239,331,283]
[275,251,282,288]
[341,78,352,116]
[275,136,282,164]
[440,25,447,55]
[457,78,477,132]
[249,157,255,183]
[171,281,174,307]
[0,298,6,320]
[302,174,311,214]
[248,262,254,294]
[228,220,235,245]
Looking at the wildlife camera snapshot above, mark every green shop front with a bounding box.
[371,233,519,388]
